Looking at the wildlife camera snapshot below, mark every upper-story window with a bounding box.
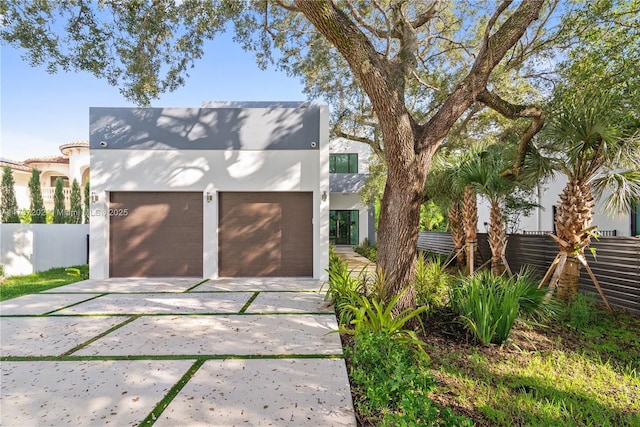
[50,176,70,188]
[329,153,358,173]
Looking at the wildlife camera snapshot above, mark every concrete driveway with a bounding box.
[0,278,356,426]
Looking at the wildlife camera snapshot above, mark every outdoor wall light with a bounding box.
[206,192,213,203]
[90,192,99,203]
[321,191,327,202]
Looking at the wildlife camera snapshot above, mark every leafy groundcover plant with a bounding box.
[344,289,472,426]
[449,270,553,345]
[414,253,452,311]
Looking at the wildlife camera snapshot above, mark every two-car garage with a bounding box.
[108,192,313,278]
[89,103,328,281]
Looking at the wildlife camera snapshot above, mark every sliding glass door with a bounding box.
[329,210,359,245]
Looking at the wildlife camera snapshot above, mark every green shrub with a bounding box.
[354,243,377,262]
[348,331,435,419]
[343,287,427,346]
[324,250,366,326]
[414,253,451,310]
[449,271,550,345]
[562,292,598,330]
[348,331,471,426]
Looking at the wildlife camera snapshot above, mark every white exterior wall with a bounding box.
[67,148,90,185]
[329,193,369,245]
[477,172,633,236]
[0,224,89,276]
[90,147,329,280]
[11,171,31,211]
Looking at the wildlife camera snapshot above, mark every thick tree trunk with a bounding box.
[376,130,436,310]
[295,0,546,310]
[488,200,506,275]
[376,173,424,309]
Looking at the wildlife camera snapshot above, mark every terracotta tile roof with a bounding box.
[0,158,32,172]
[59,141,89,154]
[24,155,69,165]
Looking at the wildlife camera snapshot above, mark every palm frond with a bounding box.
[592,171,640,215]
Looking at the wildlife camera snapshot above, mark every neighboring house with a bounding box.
[328,138,375,246]
[0,141,90,211]
[477,172,640,237]
[89,102,329,280]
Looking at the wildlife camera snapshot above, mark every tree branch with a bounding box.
[344,0,390,38]
[484,1,512,50]
[271,0,300,12]
[417,0,545,153]
[411,1,440,29]
[477,89,545,179]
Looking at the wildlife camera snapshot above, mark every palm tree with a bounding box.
[540,95,640,302]
[459,149,515,275]
[425,154,466,269]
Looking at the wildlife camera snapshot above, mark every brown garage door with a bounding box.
[109,192,203,277]
[218,192,313,277]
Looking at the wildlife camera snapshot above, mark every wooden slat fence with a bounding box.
[417,231,640,314]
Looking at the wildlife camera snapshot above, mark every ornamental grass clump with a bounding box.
[450,270,551,345]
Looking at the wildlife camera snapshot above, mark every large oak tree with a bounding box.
[2,0,568,309]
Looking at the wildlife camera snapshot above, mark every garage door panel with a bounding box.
[218,192,312,277]
[110,192,203,277]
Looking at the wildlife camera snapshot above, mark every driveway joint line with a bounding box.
[58,315,141,357]
[1,354,345,362]
[238,292,260,313]
[183,279,210,293]
[138,359,205,427]
[42,293,108,315]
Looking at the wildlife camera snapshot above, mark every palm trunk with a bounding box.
[488,200,507,275]
[557,253,580,301]
[448,202,466,269]
[462,186,478,274]
[554,178,595,300]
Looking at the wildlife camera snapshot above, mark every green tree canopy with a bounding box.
[53,177,66,224]
[69,178,82,224]
[84,180,90,224]
[2,0,626,308]
[1,166,20,223]
[28,168,45,224]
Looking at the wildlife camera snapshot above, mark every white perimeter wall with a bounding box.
[90,146,329,280]
[0,224,89,276]
[329,193,369,245]
[477,172,633,236]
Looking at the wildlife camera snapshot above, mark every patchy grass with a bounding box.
[421,306,640,426]
[0,265,89,301]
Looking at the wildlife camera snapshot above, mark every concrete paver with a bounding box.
[0,293,101,315]
[157,358,356,427]
[193,278,323,292]
[1,360,194,427]
[1,278,355,427]
[0,316,126,357]
[42,278,201,293]
[55,292,251,315]
[246,291,334,313]
[74,314,342,356]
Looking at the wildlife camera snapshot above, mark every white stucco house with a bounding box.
[328,138,375,246]
[89,102,330,280]
[477,172,640,237]
[0,142,90,211]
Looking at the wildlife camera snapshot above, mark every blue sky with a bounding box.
[1,32,308,161]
